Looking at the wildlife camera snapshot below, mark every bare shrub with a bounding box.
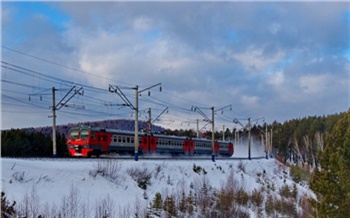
[154,164,162,179]
[12,171,25,183]
[118,204,131,218]
[80,199,92,218]
[89,160,122,184]
[299,194,313,218]
[95,195,115,218]
[237,161,245,173]
[127,167,151,190]
[18,186,40,218]
[59,184,81,218]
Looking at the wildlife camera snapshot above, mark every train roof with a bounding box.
[68,126,232,144]
[69,126,135,135]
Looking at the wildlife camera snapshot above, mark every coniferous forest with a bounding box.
[1,111,348,160]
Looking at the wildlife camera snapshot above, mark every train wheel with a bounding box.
[95,150,101,157]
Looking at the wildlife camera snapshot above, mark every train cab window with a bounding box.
[70,130,79,139]
[80,129,89,139]
[103,136,108,141]
[91,132,96,139]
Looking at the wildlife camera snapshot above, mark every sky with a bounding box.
[1,1,349,131]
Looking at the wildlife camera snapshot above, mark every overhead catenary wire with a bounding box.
[2,47,245,130]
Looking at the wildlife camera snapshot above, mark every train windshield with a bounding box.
[80,129,89,139]
[70,129,79,139]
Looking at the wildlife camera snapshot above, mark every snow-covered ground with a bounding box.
[1,148,316,217]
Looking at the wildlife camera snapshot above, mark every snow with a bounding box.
[1,154,316,217]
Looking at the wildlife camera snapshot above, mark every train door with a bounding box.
[183,140,189,155]
[189,140,194,155]
[140,135,149,153]
[214,141,220,155]
[149,136,157,153]
[183,139,194,156]
[228,142,234,156]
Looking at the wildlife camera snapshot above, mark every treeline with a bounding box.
[1,129,67,157]
[162,111,347,167]
[271,111,346,165]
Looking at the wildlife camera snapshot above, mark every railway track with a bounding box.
[100,155,267,161]
[2,155,267,161]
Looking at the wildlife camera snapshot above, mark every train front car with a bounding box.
[67,126,93,157]
[67,126,114,157]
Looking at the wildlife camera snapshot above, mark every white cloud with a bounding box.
[241,95,259,107]
[132,16,153,31]
[299,74,329,94]
[268,71,285,87]
[233,47,285,73]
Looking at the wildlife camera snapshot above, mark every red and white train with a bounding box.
[67,126,234,157]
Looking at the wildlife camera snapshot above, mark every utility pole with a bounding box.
[196,119,199,138]
[192,104,231,162]
[223,125,225,141]
[211,106,215,162]
[51,86,83,157]
[109,83,161,161]
[234,128,237,146]
[148,108,152,133]
[248,117,251,160]
[271,127,273,158]
[134,85,139,161]
[52,87,56,157]
[265,123,268,159]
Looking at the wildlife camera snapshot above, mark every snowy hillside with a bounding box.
[1,155,315,217]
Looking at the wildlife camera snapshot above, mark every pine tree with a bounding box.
[310,110,350,217]
[163,195,177,217]
[179,191,187,213]
[187,190,194,215]
[1,192,16,217]
[152,192,163,216]
[265,195,275,216]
